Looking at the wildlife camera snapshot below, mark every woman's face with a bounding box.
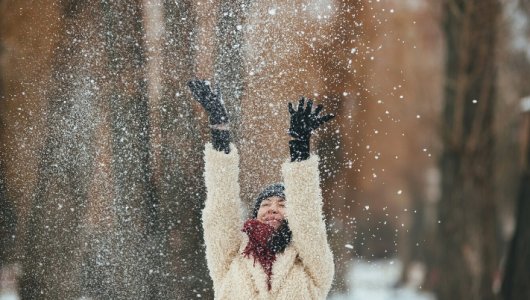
[256,196,286,230]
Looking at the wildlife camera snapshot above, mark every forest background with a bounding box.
[1,0,529,299]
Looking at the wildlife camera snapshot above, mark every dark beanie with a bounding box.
[251,183,285,218]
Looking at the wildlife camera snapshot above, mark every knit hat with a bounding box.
[251,183,285,218]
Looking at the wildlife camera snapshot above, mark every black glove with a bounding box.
[188,79,230,153]
[188,80,229,125]
[288,97,334,161]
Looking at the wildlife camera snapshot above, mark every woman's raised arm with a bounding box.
[202,143,243,287]
[283,98,335,294]
[188,80,243,287]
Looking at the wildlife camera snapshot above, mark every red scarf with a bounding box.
[242,219,276,290]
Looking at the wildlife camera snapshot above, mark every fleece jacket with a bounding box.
[202,143,334,299]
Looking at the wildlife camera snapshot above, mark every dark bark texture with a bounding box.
[501,113,530,300]
[214,0,249,142]
[20,2,100,298]
[436,0,501,299]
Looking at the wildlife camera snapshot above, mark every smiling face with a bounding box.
[256,196,286,230]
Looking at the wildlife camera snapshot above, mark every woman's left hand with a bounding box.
[287,97,334,161]
[288,97,335,141]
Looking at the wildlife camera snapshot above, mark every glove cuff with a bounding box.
[288,130,311,142]
[209,115,228,125]
[211,129,231,154]
[289,139,310,162]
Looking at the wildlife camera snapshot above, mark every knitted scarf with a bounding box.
[242,219,277,290]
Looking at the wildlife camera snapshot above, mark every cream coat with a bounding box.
[202,143,334,299]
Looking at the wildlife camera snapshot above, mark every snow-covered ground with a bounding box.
[1,259,435,299]
[0,264,19,300]
[330,259,436,300]
[0,293,18,300]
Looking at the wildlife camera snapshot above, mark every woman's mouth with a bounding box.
[265,218,280,225]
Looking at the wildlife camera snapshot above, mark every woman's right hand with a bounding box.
[188,79,229,125]
[188,79,231,153]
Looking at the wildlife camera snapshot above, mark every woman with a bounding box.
[188,80,335,299]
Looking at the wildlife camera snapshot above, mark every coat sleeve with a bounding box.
[282,154,335,294]
[202,143,244,287]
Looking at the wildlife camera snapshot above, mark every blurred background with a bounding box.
[0,0,529,299]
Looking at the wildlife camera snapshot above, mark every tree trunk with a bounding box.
[436,1,501,299]
[144,0,213,298]
[87,1,156,298]
[0,151,17,267]
[501,110,530,299]
[0,36,16,266]
[214,0,249,142]
[19,2,100,298]
[315,0,377,291]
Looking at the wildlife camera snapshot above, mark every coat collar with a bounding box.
[239,236,297,296]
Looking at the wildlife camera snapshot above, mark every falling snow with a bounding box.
[2,0,504,298]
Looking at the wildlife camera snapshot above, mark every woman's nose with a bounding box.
[267,205,278,214]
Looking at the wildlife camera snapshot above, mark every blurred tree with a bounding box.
[214,0,249,142]
[0,34,3,99]
[149,0,213,298]
[499,2,530,298]
[436,0,501,299]
[0,146,17,267]
[0,35,14,267]
[0,0,61,275]
[94,0,157,298]
[19,1,100,298]
[501,99,530,299]
[315,0,370,291]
